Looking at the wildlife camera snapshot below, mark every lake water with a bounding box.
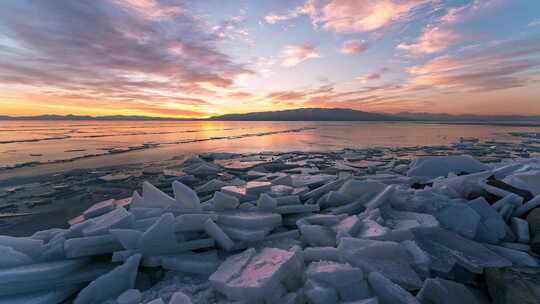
[1,120,539,179]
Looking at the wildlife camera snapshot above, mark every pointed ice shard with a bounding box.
[136,182,176,208]
[74,254,141,304]
[172,181,201,210]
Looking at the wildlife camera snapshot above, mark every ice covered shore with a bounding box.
[0,153,539,304]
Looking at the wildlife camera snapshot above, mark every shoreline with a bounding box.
[1,124,539,183]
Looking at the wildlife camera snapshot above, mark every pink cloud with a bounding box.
[406,37,540,92]
[319,0,430,32]
[280,44,320,67]
[265,0,431,32]
[397,26,461,55]
[340,40,369,54]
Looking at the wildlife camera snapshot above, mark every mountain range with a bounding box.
[1,108,539,122]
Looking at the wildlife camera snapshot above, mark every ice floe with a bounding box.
[0,154,539,303]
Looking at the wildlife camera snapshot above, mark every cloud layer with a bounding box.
[0,0,250,115]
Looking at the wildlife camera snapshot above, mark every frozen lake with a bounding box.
[1,120,539,178]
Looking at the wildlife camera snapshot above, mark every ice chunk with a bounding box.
[277,204,320,214]
[510,217,530,243]
[401,240,430,277]
[356,220,391,240]
[365,185,395,211]
[168,291,192,304]
[129,207,163,220]
[189,163,221,176]
[484,244,539,267]
[436,203,480,239]
[276,195,301,205]
[498,204,515,222]
[175,214,217,232]
[117,289,141,304]
[110,229,142,250]
[0,260,113,296]
[39,236,66,261]
[469,197,507,241]
[492,193,523,211]
[414,229,511,273]
[82,208,135,236]
[220,185,256,202]
[0,258,87,285]
[514,194,540,217]
[74,254,141,304]
[209,248,254,295]
[209,247,303,302]
[306,261,369,301]
[304,179,346,201]
[31,228,66,243]
[65,235,122,258]
[147,298,165,304]
[246,181,272,195]
[368,272,419,304]
[0,246,32,269]
[304,247,341,262]
[272,175,293,186]
[220,225,271,242]
[503,170,540,195]
[257,193,277,212]
[318,191,354,208]
[203,219,234,251]
[0,285,81,304]
[383,209,439,236]
[139,213,179,256]
[172,181,201,210]
[338,180,386,201]
[305,279,338,304]
[82,199,115,220]
[407,155,488,180]
[137,181,176,208]
[305,214,342,226]
[300,225,336,247]
[0,236,43,259]
[213,192,239,210]
[195,179,228,194]
[338,238,423,290]
[131,191,143,206]
[161,251,219,274]
[416,278,481,304]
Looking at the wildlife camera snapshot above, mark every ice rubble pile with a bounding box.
[1,154,540,303]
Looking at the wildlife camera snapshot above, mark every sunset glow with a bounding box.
[0,0,539,118]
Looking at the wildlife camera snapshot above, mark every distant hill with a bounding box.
[397,112,540,122]
[210,108,407,121]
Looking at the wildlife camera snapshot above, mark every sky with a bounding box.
[0,0,539,118]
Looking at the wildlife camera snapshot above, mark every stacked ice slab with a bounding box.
[0,154,539,303]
